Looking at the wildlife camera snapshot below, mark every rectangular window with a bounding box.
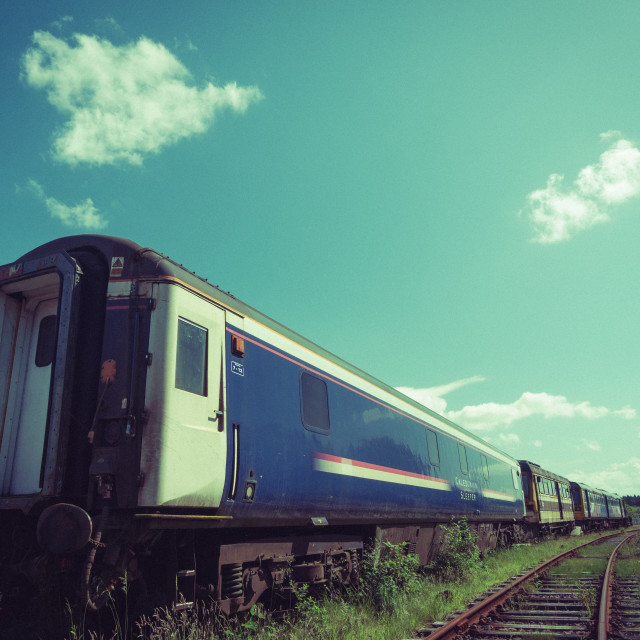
[300,372,330,432]
[175,318,207,395]
[572,487,582,507]
[426,429,440,466]
[481,455,489,480]
[35,314,57,367]
[457,444,468,475]
[522,474,530,498]
[512,468,520,490]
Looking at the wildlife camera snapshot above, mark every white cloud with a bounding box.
[22,31,263,166]
[581,438,601,452]
[533,440,542,447]
[523,133,640,243]
[52,16,73,31]
[397,375,485,415]
[26,179,107,229]
[614,406,636,420]
[497,433,520,448]
[447,391,633,432]
[398,379,636,434]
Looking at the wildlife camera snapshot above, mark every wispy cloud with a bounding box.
[523,132,640,243]
[397,376,485,415]
[447,391,635,431]
[26,179,107,229]
[398,378,636,433]
[581,438,601,452]
[447,391,634,432]
[496,433,520,448]
[21,30,263,166]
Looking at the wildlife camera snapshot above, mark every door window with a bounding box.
[35,314,57,367]
[175,318,207,395]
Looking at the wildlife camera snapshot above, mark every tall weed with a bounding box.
[358,541,420,613]
[427,518,482,582]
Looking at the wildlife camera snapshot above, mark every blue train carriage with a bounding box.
[0,235,524,617]
[601,491,627,526]
[518,461,574,536]
[570,482,625,531]
[141,237,526,611]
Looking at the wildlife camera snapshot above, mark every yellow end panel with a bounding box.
[139,283,226,508]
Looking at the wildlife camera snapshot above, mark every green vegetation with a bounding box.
[615,534,640,578]
[426,518,481,582]
[68,528,623,640]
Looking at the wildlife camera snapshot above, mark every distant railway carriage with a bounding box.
[518,461,574,535]
[570,482,628,530]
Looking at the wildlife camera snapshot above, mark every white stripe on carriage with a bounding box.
[312,457,452,491]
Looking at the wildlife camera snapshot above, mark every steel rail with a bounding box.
[597,531,640,640]
[424,530,634,640]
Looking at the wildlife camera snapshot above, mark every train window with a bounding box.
[572,487,581,505]
[481,455,489,480]
[522,474,530,497]
[457,444,468,475]
[300,372,330,432]
[426,429,440,466]
[512,468,520,490]
[35,314,57,367]
[175,318,207,395]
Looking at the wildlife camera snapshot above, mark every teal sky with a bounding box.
[2,1,639,494]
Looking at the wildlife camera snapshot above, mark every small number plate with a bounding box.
[231,361,244,376]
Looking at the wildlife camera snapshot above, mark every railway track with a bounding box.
[415,529,640,640]
[608,533,640,639]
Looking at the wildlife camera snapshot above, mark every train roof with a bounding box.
[6,234,518,465]
[569,481,622,499]
[518,460,571,484]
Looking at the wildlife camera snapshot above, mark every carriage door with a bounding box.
[139,284,227,508]
[1,275,59,496]
[9,298,57,494]
[555,482,563,519]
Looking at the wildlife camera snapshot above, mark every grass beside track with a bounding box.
[73,529,635,640]
[615,533,640,578]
